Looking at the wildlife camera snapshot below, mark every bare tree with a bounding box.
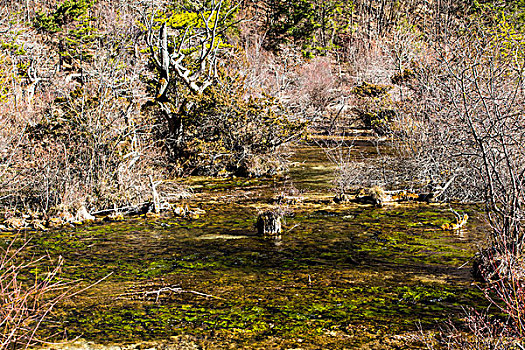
[395,13,525,338]
[411,20,525,245]
[142,0,239,159]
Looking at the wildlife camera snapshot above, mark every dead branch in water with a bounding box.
[117,285,223,303]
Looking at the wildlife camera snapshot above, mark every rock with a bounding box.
[32,220,48,231]
[140,202,156,215]
[173,204,189,217]
[188,207,205,220]
[354,186,388,207]
[441,214,468,231]
[46,210,76,228]
[417,192,435,203]
[159,200,171,211]
[171,205,204,219]
[192,208,206,215]
[389,190,419,202]
[273,194,303,205]
[257,211,282,238]
[107,212,124,221]
[188,212,200,220]
[58,210,75,223]
[46,217,64,228]
[76,205,95,222]
[5,217,27,229]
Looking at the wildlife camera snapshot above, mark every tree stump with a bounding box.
[257,211,282,238]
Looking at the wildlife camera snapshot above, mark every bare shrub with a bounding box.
[20,74,156,212]
[475,243,525,337]
[237,22,344,127]
[419,309,522,350]
[290,57,337,123]
[0,1,159,214]
[324,140,357,195]
[0,239,71,349]
[410,18,524,225]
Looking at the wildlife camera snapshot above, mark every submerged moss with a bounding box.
[25,200,486,348]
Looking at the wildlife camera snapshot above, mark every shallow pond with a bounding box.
[11,144,489,349]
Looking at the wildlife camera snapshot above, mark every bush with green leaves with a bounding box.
[261,0,352,54]
[171,72,306,176]
[34,0,99,71]
[34,0,93,33]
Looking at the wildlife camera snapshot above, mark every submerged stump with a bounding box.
[257,211,282,238]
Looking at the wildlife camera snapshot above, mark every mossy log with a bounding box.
[334,187,447,206]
